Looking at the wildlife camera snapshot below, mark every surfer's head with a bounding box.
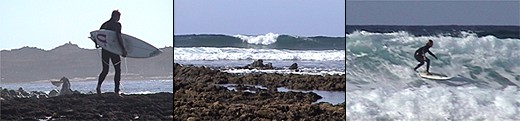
[111,10,121,21]
[426,40,433,47]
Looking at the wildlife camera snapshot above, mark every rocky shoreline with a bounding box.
[174,63,346,120]
[175,62,346,91]
[1,92,173,120]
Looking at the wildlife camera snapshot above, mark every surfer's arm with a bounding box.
[428,51,438,59]
[116,24,127,57]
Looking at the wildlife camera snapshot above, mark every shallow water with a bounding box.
[220,84,345,105]
[1,80,173,94]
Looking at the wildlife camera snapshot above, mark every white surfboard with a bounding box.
[89,29,162,58]
[417,72,452,80]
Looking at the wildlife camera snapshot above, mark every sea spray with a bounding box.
[347,30,520,89]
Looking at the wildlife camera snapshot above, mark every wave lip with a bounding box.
[233,33,279,45]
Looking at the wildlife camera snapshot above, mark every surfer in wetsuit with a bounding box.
[96,10,127,96]
[413,40,438,75]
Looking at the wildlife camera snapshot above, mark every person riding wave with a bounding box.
[413,39,438,75]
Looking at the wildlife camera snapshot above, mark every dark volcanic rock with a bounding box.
[174,63,346,120]
[251,59,265,68]
[289,63,298,70]
[1,93,173,120]
[175,63,345,91]
[238,59,276,70]
[174,81,344,120]
[1,88,50,100]
[265,62,274,69]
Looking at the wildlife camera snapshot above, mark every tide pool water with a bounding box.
[220,84,345,105]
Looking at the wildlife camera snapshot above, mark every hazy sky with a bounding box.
[0,0,173,50]
[346,1,520,25]
[174,0,345,37]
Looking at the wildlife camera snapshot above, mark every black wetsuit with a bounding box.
[98,19,122,92]
[413,45,437,73]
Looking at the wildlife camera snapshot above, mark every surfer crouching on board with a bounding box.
[413,39,438,75]
[96,10,127,96]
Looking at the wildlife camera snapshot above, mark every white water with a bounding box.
[1,80,173,94]
[174,47,344,61]
[347,30,520,89]
[347,85,520,120]
[233,33,279,45]
[346,31,520,120]
[223,68,344,75]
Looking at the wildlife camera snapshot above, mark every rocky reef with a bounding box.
[174,63,346,120]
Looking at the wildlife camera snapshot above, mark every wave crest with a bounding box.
[233,33,279,45]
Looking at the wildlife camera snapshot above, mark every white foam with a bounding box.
[346,30,520,89]
[131,91,155,94]
[174,47,344,61]
[222,68,345,75]
[347,86,520,120]
[233,33,279,45]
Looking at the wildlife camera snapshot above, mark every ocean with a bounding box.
[2,80,173,94]
[346,25,520,120]
[174,33,345,74]
[174,33,346,104]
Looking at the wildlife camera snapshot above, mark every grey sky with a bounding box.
[346,1,520,25]
[174,0,345,36]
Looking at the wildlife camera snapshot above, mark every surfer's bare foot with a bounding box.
[115,89,122,97]
[114,92,123,97]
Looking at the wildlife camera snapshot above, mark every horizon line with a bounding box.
[345,24,520,26]
[173,33,345,37]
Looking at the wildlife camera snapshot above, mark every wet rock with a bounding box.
[250,59,265,68]
[174,63,345,91]
[289,63,298,70]
[1,89,11,100]
[238,60,277,70]
[59,77,72,95]
[1,88,51,100]
[2,92,173,120]
[174,63,345,120]
[265,62,274,69]
[18,87,30,97]
[187,117,197,121]
[49,89,59,97]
